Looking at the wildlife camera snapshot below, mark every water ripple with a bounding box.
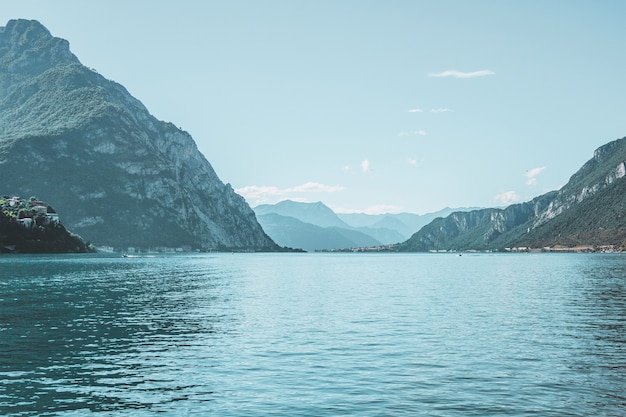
[1,253,625,415]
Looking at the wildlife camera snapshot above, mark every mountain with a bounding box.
[256,213,381,252]
[253,200,385,250]
[397,137,626,251]
[254,200,409,249]
[352,224,405,245]
[254,200,351,228]
[338,207,479,240]
[253,200,481,248]
[0,19,278,251]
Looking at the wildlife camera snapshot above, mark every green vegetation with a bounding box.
[396,137,626,253]
[0,195,93,253]
[1,20,282,252]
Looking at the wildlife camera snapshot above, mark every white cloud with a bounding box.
[361,159,371,173]
[398,130,428,137]
[407,157,417,166]
[428,70,495,78]
[235,182,346,206]
[333,204,404,215]
[494,191,521,206]
[409,107,454,113]
[234,185,282,201]
[292,182,345,193]
[363,204,404,214]
[525,166,546,186]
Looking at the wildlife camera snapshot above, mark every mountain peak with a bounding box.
[254,200,350,229]
[2,19,52,41]
[0,20,278,251]
[0,19,79,82]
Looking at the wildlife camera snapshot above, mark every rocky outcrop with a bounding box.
[0,19,278,251]
[531,140,626,228]
[398,137,626,251]
[0,195,93,253]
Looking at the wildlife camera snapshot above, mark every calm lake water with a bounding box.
[1,252,625,416]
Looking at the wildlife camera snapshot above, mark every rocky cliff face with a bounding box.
[0,19,278,250]
[398,137,626,251]
[531,138,626,228]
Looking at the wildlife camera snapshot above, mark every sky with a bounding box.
[2,1,626,214]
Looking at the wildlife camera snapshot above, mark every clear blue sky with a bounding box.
[3,1,625,214]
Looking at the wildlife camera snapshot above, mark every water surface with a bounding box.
[1,253,625,415]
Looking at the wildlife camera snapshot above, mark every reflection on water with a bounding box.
[1,255,236,415]
[571,258,626,409]
[1,253,625,416]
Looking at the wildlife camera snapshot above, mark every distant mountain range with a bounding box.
[397,136,626,251]
[0,19,278,251]
[337,208,479,239]
[256,135,626,253]
[253,200,476,251]
[254,212,380,252]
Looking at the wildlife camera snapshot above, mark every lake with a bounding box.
[1,252,625,416]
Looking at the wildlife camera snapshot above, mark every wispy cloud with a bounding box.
[494,191,521,206]
[398,130,428,137]
[408,107,453,113]
[333,204,404,215]
[235,181,345,206]
[292,182,345,193]
[525,166,546,186]
[429,70,495,78]
[407,157,425,168]
[361,159,371,173]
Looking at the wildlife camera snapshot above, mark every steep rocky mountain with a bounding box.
[0,19,278,251]
[256,213,382,252]
[397,136,626,251]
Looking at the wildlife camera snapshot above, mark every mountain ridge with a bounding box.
[254,200,352,229]
[256,212,382,252]
[252,200,479,250]
[397,136,626,251]
[0,19,278,251]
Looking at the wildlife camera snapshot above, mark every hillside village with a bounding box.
[0,195,93,253]
[1,195,60,228]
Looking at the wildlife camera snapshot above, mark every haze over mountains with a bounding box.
[256,135,626,253]
[253,200,475,251]
[0,19,277,251]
